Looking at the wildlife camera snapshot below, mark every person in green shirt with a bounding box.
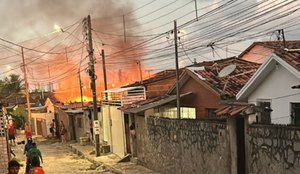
[27,142,43,167]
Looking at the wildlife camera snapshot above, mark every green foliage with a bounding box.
[0,74,24,99]
[10,107,26,129]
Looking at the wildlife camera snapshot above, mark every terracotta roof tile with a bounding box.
[274,49,300,72]
[191,57,260,97]
[239,41,300,69]
[215,102,255,117]
[126,70,177,87]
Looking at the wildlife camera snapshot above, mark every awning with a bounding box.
[124,92,193,114]
[65,109,84,114]
[30,106,47,111]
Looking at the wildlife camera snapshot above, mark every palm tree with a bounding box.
[0,74,26,129]
[0,74,25,101]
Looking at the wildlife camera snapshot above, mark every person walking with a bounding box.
[49,119,55,138]
[7,160,21,174]
[60,121,67,143]
[7,119,16,146]
[89,119,93,141]
[27,143,43,167]
[28,157,45,174]
[24,137,33,173]
[24,123,32,139]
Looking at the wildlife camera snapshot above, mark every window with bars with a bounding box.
[291,103,300,126]
[257,100,271,124]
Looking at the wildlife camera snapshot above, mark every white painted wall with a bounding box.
[110,106,126,157]
[248,64,300,124]
[101,105,111,144]
[32,112,53,136]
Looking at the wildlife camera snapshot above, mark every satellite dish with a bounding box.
[218,64,236,78]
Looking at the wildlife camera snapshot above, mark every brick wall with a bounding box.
[0,108,9,173]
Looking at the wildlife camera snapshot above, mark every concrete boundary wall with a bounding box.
[139,117,231,174]
[247,124,300,173]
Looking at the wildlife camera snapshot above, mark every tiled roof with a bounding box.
[119,95,165,111]
[215,102,255,117]
[126,70,177,87]
[256,40,300,50]
[239,40,300,59]
[119,92,193,112]
[58,101,93,110]
[190,57,260,98]
[257,40,300,72]
[274,49,300,72]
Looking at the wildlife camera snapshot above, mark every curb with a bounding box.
[67,144,124,174]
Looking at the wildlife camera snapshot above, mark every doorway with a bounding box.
[124,114,131,154]
[36,119,43,135]
[236,116,245,174]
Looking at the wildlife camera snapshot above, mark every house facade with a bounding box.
[167,57,260,119]
[237,50,300,125]
[101,86,146,157]
[121,57,260,165]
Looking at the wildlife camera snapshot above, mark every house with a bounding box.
[101,70,178,158]
[124,57,260,119]
[30,105,50,137]
[57,101,98,143]
[121,57,260,163]
[239,40,300,63]
[215,102,256,174]
[237,49,300,125]
[101,86,146,158]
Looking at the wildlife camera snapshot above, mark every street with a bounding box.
[11,138,113,174]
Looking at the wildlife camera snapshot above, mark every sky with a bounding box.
[0,0,300,101]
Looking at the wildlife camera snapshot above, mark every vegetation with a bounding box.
[10,107,27,129]
[0,74,26,129]
[0,74,24,99]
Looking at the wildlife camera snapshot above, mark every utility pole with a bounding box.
[277,29,287,48]
[194,0,199,20]
[21,47,32,126]
[137,61,143,83]
[78,70,84,108]
[123,15,127,42]
[174,20,181,119]
[101,49,108,100]
[84,15,100,156]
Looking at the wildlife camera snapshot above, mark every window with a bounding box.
[181,107,196,119]
[257,100,271,124]
[291,103,300,126]
[154,106,196,119]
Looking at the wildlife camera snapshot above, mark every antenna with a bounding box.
[218,64,236,78]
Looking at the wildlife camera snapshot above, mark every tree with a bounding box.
[0,74,25,99]
[10,107,26,129]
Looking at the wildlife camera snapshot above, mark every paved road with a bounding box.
[11,139,113,174]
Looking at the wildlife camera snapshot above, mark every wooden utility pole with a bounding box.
[123,15,127,42]
[21,47,32,126]
[78,70,84,108]
[194,0,199,20]
[137,61,143,82]
[101,49,108,96]
[85,15,100,156]
[174,20,181,119]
